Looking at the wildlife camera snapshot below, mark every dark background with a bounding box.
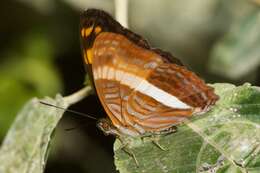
[0,0,260,172]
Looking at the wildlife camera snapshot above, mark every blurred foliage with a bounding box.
[128,0,259,80]
[17,0,55,14]
[209,9,260,80]
[115,83,260,173]
[0,32,62,137]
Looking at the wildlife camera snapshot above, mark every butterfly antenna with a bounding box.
[39,101,97,120]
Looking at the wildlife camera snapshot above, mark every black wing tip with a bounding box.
[80,8,120,29]
[80,8,113,20]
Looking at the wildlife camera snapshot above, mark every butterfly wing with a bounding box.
[80,9,218,137]
[90,32,167,136]
[90,32,218,136]
[122,63,218,134]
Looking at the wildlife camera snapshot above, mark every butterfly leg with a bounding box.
[151,136,167,151]
[97,118,139,166]
[144,126,177,151]
[140,135,167,151]
[117,138,139,167]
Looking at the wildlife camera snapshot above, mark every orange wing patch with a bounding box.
[94,26,102,34]
[86,48,93,64]
[85,26,93,37]
[81,26,103,64]
[81,26,101,38]
[81,26,94,38]
[83,48,93,64]
[81,28,85,37]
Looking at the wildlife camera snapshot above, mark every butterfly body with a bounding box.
[80,9,218,137]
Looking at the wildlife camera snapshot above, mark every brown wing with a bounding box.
[91,32,166,136]
[147,63,218,109]
[80,9,218,136]
[90,32,218,136]
[121,63,218,134]
[122,91,193,134]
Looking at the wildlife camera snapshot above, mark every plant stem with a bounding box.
[64,86,92,105]
[115,0,129,28]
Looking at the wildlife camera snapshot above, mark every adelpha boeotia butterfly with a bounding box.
[80,9,219,137]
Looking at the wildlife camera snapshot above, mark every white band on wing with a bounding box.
[93,65,191,109]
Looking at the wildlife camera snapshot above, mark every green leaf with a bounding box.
[0,86,91,173]
[209,9,260,79]
[0,95,68,173]
[114,83,260,173]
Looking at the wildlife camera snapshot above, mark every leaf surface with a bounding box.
[0,96,67,173]
[114,83,260,173]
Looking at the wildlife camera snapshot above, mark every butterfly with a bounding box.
[79,9,219,138]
